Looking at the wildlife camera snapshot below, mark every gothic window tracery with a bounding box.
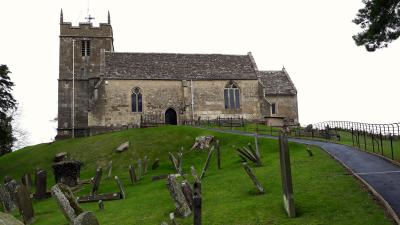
[224,82,240,109]
[131,87,142,112]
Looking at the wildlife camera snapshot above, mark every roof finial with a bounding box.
[108,10,111,24]
[60,8,63,23]
[282,65,286,71]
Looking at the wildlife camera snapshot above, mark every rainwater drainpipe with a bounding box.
[72,39,75,139]
[191,80,194,122]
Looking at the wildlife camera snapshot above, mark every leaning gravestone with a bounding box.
[51,183,84,224]
[107,161,113,179]
[128,165,137,184]
[152,159,160,170]
[15,185,35,224]
[0,184,15,212]
[73,211,99,225]
[0,212,24,225]
[242,163,265,194]
[166,175,191,217]
[114,176,126,199]
[34,170,51,200]
[91,167,102,196]
[137,159,142,180]
[115,141,130,153]
[278,132,295,218]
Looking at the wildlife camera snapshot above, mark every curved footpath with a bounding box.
[204,128,400,223]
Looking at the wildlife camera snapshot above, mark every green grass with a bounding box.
[0,126,394,225]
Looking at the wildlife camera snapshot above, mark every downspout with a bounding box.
[191,80,194,121]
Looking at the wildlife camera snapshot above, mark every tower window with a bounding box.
[81,40,91,56]
[131,87,143,112]
[224,82,240,109]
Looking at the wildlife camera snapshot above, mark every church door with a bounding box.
[165,108,177,125]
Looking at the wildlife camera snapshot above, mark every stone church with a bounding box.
[56,11,299,139]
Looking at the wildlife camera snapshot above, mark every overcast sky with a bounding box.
[1,0,399,147]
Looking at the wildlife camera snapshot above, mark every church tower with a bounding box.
[57,9,114,139]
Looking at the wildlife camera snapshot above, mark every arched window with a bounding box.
[224,82,240,109]
[131,87,142,112]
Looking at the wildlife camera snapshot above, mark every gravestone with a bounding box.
[128,165,137,184]
[115,141,129,153]
[191,136,214,151]
[137,159,142,179]
[91,168,102,196]
[143,156,148,174]
[34,170,51,200]
[3,176,12,184]
[107,161,113,179]
[193,181,202,225]
[152,159,160,170]
[21,174,32,190]
[114,176,126,199]
[53,152,68,163]
[242,163,265,194]
[254,133,261,160]
[166,175,191,217]
[77,192,121,203]
[98,200,104,211]
[190,166,200,183]
[216,140,221,169]
[52,160,81,187]
[0,184,15,212]
[4,180,18,208]
[181,180,193,209]
[0,212,24,225]
[51,183,84,224]
[15,185,35,224]
[278,133,295,218]
[200,146,214,179]
[169,212,177,225]
[73,211,99,225]
[168,153,180,174]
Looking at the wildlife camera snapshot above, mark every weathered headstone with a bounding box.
[279,133,295,218]
[114,176,125,199]
[166,175,191,217]
[15,185,35,224]
[52,160,81,187]
[34,170,51,199]
[191,136,214,151]
[128,165,137,184]
[91,167,102,196]
[254,133,261,160]
[51,183,84,224]
[177,152,183,174]
[193,180,201,225]
[0,184,15,212]
[216,140,221,169]
[73,211,99,225]
[0,212,24,225]
[115,141,129,153]
[181,180,193,209]
[200,146,214,179]
[169,212,177,225]
[107,161,113,179]
[242,163,265,194]
[77,192,121,203]
[137,159,142,180]
[4,180,18,208]
[21,174,32,190]
[152,159,160,170]
[143,156,148,174]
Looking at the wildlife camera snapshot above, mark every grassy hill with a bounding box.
[0,126,394,225]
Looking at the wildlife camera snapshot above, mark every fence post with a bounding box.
[372,134,375,153]
[390,134,394,160]
[363,131,367,150]
[351,128,354,146]
[380,132,383,156]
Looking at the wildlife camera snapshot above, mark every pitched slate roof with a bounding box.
[258,70,297,95]
[104,52,258,80]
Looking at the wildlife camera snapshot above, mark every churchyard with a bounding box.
[0,126,395,224]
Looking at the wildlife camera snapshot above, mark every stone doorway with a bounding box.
[165,108,177,125]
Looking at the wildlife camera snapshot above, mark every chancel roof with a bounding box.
[258,70,297,95]
[104,52,258,80]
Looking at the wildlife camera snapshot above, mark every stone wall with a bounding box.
[88,79,263,127]
[264,95,299,124]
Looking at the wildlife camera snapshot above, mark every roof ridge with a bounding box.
[105,51,249,57]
